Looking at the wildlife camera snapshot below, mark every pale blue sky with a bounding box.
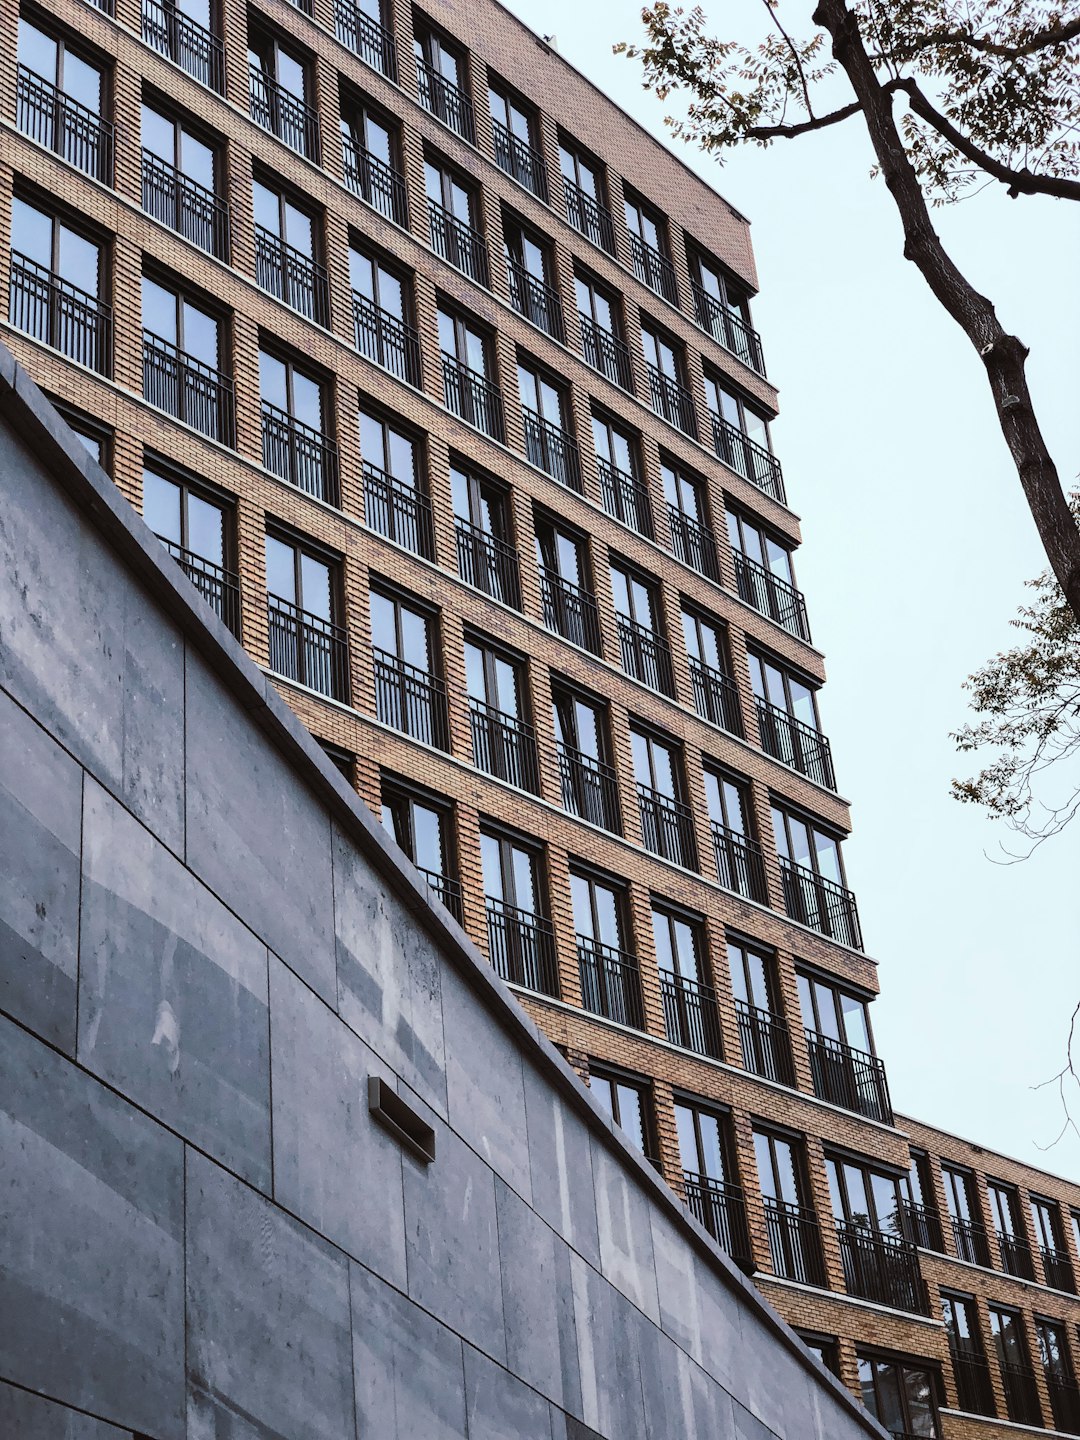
[502,0,1080,1175]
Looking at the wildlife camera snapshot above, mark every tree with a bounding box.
[617,0,1080,627]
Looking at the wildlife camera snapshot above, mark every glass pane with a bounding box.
[674,1103,697,1174]
[182,132,215,191]
[259,350,288,409]
[276,50,305,99]
[870,1172,900,1235]
[63,51,101,115]
[672,919,699,984]
[181,300,218,367]
[10,198,52,267]
[58,225,99,296]
[284,200,313,256]
[186,492,224,565]
[746,950,770,1011]
[570,873,592,935]
[480,832,503,899]
[358,410,384,468]
[593,884,620,947]
[464,642,486,700]
[510,846,536,914]
[299,554,331,620]
[386,426,414,483]
[614,1083,645,1152]
[651,912,673,971]
[18,21,57,80]
[493,657,518,716]
[142,469,182,545]
[291,370,323,430]
[873,1362,905,1433]
[142,106,173,160]
[774,1138,799,1204]
[142,277,176,342]
[841,994,871,1052]
[264,535,295,603]
[698,1113,725,1182]
[350,247,375,298]
[398,606,429,670]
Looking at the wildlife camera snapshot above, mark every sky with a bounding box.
[503,0,1080,1176]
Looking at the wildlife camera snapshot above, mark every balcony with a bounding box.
[756,700,836,790]
[711,823,768,904]
[416,57,474,141]
[950,1214,992,1268]
[249,69,320,162]
[255,227,330,327]
[628,233,678,306]
[469,699,539,793]
[491,118,546,199]
[429,202,489,287]
[762,1198,826,1286]
[362,462,434,559]
[420,867,462,922]
[17,67,113,183]
[668,506,721,582]
[486,898,559,997]
[267,594,349,701]
[261,401,339,505]
[898,1200,944,1253]
[519,412,580,494]
[659,970,722,1059]
[540,569,602,655]
[711,413,785,503]
[683,1172,754,1271]
[688,657,743,736]
[142,151,229,260]
[563,178,616,254]
[9,253,111,374]
[1000,1361,1043,1428]
[334,0,397,79]
[507,260,564,340]
[596,457,652,537]
[692,283,766,376]
[557,743,620,832]
[997,1230,1036,1281]
[143,333,234,446]
[736,1000,795,1087]
[372,648,449,749]
[1042,1245,1076,1292]
[142,0,224,92]
[579,315,633,390]
[442,356,504,441]
[646,364,696,436]
[341,137,409,227]
[455,519,521,608]
[778,856,863,951]
[1046,1371,1080,1432]
[637,784,697,870]
[835,1221,927,1314]
[733,551,811,641]
[805,1030,892,1123]
[577,935,644,1029]
[157,537,240,637]
[353,292,422,388]
[949,1343,996,1417]
[616,617,675,697]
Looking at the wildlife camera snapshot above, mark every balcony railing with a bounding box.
[255,227,330,327]
[420,867,462,922]
[563,178,616,254]
[143,333,234,446]
[353,292,422,388]
[1000,1361,1043,1428]
[683,1172,754,1270]
[736,1000,795,1086]
[372,649,449,749]
[835,1221,927,1314]
[491,118,546,198]
[486,898,559,997]
[762,1198,826,1287]
[267,594,349,701]
[688,657,743,736]
[540,569,602,655]
[249,68,320,161]
[521,409,582,491]
[579,314,633,391]
[416,57,474,141]
[261,401,339,505]
[997,1230,1036,1281]
[442,355,504,440]
[141,150,229,260]
[646,363,696,436]
[756,700,836,790]
[507,259,564,340]
[733,551,811,642]
[638,784,697,870]
[898,1201,944,1253]
[469,699,539,793]
[778,857,863,951]
[341,137,409,227]
[616,616,675,697]
[949,1343,996,1418]
[17,67,113,183]
[950,1214,992,1268]
[157,537,241,637]
[596,457,652,537]
[429,202,489,287]
[557,743,620,833]
[660,970,722,1059]
[455,519,521,608]
[577,935,644,1030]
[668,506,721,582]
[692,283,766,376]
[142,0,224,92]
[711,413,785,503]
[1042,1245,1076,1292]
[805,1030,892,1123]
[362,462,434,559]
[334,0,397,79]
[628,233,678,306]
[711,823,769,904]
[1046,1371,1080,1433]
[9,253,111,374]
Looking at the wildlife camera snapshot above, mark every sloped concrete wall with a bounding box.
[0,344,887,1440]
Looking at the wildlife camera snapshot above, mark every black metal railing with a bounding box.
[142,0,224,92]
[778,857,862,951]
[141,151,229,260]
[261,401,339,505]
[334,0,397,78]
[628,232,678,306]
[255,226,330,327]
[638,784,697,870]
[668,506,721,582]
[249,68,320,161]
[143,333,234,445]
[341,137,409,227]
[415,57,474,141]
[491,118,546,198]
[736,1000,795,1086]
[579,314,633,390]
[805,1030,892,1123]
[563,177,616,253]
[372,649,449,749]
[429,201,489,286]
[157,537,240,637]
[646,363,696,436]
[577,935,644,1030]
[616,617,675,697]
[688,657,743,736]
[596,457,652,536]
[469,699,539,793]
[997,1230,1036,1281]
[455,518,521,608]
[949,1343,996,1417]
[898,1201,944,1253]
[1000,1361,1043,1428]
[683,1172,754,1269]
[442,355,504,440]
[950,1214,992,1268]
[762,1198,826,1287]
[17,67,113,183]
[756,699,836,790]
[660,970,723,1059]
[486,898,559,997]
[557,743,620,833]
[521,409,581,491]
[9,252,111,374]
[540,569,602,655]
[836,1221,926,1314]
[507,259,563,340]
[732,551,811,641]
[362,462,434,559]
[692,283,766,376]
[419,867,462,922]
[352,292,422,387]
[1046,1371,1080,1432]
[267,594,349,701]
[711,823,769,903]
[711,413,785,503]
[1042,1246,1076,1292]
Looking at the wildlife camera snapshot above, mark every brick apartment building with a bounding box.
[0,0,1077,1431]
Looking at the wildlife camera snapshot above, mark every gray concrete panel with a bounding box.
[650,1206,706,1365]
[522,1064,600,1269]
[464,1344,555,1440]
[590,1137,661,1325]
[0,1382,134,1439]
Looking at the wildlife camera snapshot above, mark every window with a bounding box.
[535,516,601,655]
[857,1354,939,1438]
[624,191,677,305]
[253,177,328,325]
[143,0,224,91]
[592,411,650,534]
[795,1333,840,1378]
[517,359,580,490]
[369,586,447,748]
[704,373,782,500]
[438,304,503,439]
[451,464,520,607]
[465,638,537,792]
[729,938,792,1085]
[414,23,473,140]
[259,347,337,503]
[662,459,719,581]
[942,1291,996,1417]
[726,508,809,640]
[17,19,111,182]
[987,1181,1033,1279]
[265,531,348,700]
[611,561,674,696]
[1031,1196,1074,1291]
[575,271,631,389]
[142,102,227,259]
[899,1151,943,1251]
[559,137,614,252]
[590,1065,653,1158]
[381,777,459,917]
[631,726,696,870]
[142,273,231,444]
[248,29,319,160]
[941,1165,990,1266]
[480,828,556,994]
[1035,1317,1080,1432]
[704,769,765,902]
[676,1100,750,1262]
[827,1156,924,1311]
[572,869,641,1028]
[335,0,395,78]
[488,82,544,197]
[641,322,694,435]
[797,972,890,1122]
[358,406,432,557]
[318,739,355,783]
[753,1128,824,1285]
[52,399,110,471]
[682,608,742,734]
[143,462,239,635]
[552,683,618,831]
[771,805,861,950]
[350,243,420,385]
[689,248,763,374]
[425,156,487,285]
[749,651,834,789]
[989,1306,1042,1427]
[9,196,108,373]
[504,217,562,338]
[654,906,720,1058]
[340,94,407,226]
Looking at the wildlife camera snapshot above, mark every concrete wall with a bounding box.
[0,341,886,1440]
